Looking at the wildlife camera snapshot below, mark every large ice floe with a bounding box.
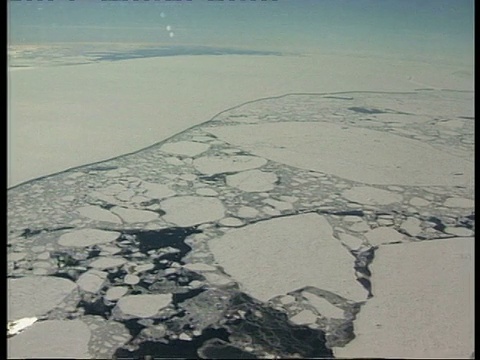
[8,90,474,358]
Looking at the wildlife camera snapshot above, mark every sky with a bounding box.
[8,0,474,65]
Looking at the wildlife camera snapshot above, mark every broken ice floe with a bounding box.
[7,90,474,358]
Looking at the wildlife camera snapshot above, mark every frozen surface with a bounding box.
[209,213,367,302]
[116,294,172,318]
[207,122,473,186]
[8,320,91,359]
[160,196,226,226]
[333,237,475,359]
[58,228,121,247]
[7,89,474,358]
[8,276,77,321]
[8,50,473,188]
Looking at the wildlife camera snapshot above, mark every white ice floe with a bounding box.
[443,226,474,237]
[115,189,135,202]
[160,196,225,226]
[207,122,473,186]
[337,232,364,250]
[8,276,77,321]
[37,251,51,259]
[180,173,197,181]
[89,191,119,205]
[58,228,121,247]
[131,195,152,204]
[263,198,294,211]
[133,263,155,274]
[195,187,219,196]
[262,207,281,216]
[165,157,184,166]
[226,170,278,192]
[76,205,122,224]
[399,217,423,237]
[179,333,192,341]
[409,197,430,207]
[343,215,364,223]
[89,257,127,270]
[111,206,159,223]
[342,186,403,206]
[8,252,27,262]
[76,270,108,293]
[32,268,49,275]
[444,197,474,208]
[8,320,91,359]
[160,141,210,157]
[105,286,129,301]
[364,227,406,246]
[334,237,474,359]
[193,155,267,175]
[376,217,394,226]
[123,274,140,285]
[141,181,176,199]
[218,217,244,227]
[116,294,172,318]
[236,206,259,218]
[209,213,367,302]
[98,244,122,255]
[7,317,37,337]
[347,220,371,233]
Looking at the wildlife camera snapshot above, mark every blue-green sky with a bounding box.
[8,0,474,64]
